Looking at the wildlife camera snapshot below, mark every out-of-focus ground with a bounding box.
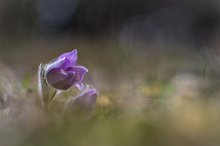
[1,37,220,146]
[1,0,220,146]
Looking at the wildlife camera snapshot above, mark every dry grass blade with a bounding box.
[0,61,22,118]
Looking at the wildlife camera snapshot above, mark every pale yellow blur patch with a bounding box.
[140,83,161,97]
[96,95,112,108]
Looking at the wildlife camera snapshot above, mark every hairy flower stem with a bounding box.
[38,64,57,110]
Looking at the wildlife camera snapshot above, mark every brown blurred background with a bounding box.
[0,0,219,41]
[0,0,220,77]
[1,2,220,146]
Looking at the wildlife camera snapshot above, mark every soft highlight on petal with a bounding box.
[45,57,67,74]
[57,49,78,66]
[74,82,84,91]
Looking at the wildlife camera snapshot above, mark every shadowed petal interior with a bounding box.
[46,68,68,85]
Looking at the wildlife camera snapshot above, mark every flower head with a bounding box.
[45,49,88,90]
[65,85,98,114]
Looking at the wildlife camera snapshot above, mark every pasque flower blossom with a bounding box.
[38,49,98,114]
[65,85,98,114]
[38,49,89,107]
[45,49,88,90]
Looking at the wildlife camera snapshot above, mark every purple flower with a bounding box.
[45,49,88,90]
[65,85,98,114]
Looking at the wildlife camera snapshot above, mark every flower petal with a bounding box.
[67,66,88,82]
[46,68,68,85]
[83,89,98,106]
[57,49,77,66]
[76,88,98,108]
[66,87,98,112]
[49,72,76,90]
[45,57,67,74]
[74,82,84,91]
